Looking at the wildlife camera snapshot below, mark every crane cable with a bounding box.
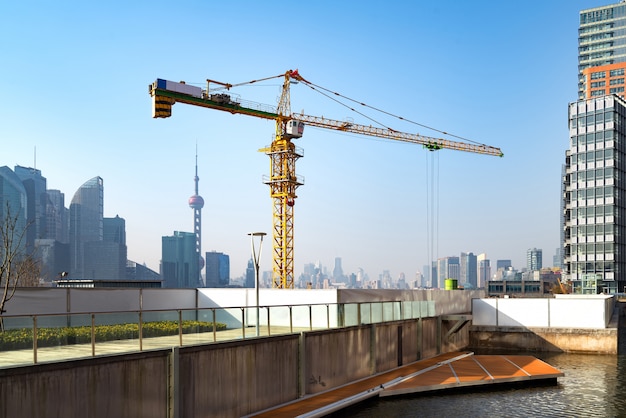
[426,151,439,287]
[296,78,485,146]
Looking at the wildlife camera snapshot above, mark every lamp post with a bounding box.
[248,232,266,336]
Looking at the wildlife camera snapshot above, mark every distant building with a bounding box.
[245,258,255,288]
[35,239,69,284]
[45,189,69,243]
[436,256,459,289]
[126,260,160,281]
[333,257,343,282]
[477,253,490,288]
[161,231,199,288]
[205,251,229,287]
[69,177,103,278]
[496,260,512,271]
[460,252,477,288]
[0,166,27,251]
[527,248,542,272]
[14,165,47,251]
[55,279,161,288]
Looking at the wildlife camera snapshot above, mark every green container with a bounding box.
[444,279,458,290]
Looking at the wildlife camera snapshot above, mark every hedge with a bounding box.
[0,320,227,351]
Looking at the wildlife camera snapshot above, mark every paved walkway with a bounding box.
[0,325,310,368]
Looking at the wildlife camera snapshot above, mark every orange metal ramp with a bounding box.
[248,352,563,418]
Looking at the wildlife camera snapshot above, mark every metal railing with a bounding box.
[0,300,436,368]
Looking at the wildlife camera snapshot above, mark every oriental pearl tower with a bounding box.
[188,148,205,287]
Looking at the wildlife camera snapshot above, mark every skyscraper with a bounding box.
[205,251,230,287]
[0,166,27,245]
[69,177,103,278]
[14,165,47,250]
[161,231,199,288]
[477,253,490,288]
[188,149,205,287]
[460,252,478,288]
[333,257,343,282]
[527,248,542,272]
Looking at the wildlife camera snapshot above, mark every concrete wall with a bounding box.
[0,351,168,418]
[179,336,300,418]
[470,326,617,354]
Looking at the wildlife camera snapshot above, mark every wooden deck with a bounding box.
[249,352,563,418]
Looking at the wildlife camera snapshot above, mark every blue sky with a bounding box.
[0,1,611,281]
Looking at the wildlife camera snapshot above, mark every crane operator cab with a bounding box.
[285,120,305,139]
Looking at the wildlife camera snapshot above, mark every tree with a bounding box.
[0,202,40,330]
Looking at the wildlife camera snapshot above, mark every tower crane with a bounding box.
[149,70,503,289]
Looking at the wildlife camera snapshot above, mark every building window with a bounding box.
[610,78,625,85]
[591,90,605,97]
[592,81,606,88]
[610,68,625,77]
[592,71,607,80]
[610,86,624,93]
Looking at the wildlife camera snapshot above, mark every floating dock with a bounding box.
[249,351,563,418]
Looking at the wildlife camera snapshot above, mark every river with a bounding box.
[340,352,626,417]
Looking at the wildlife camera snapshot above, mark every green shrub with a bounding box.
[0,320,226,351]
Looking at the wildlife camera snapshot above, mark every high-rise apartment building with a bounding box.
[161,231,199,288]
[563,94,626,294]
[527,248,543,271]
[562,1,626,294]
[578,2,626,100]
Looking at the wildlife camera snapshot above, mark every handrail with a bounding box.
[0,300,437,368]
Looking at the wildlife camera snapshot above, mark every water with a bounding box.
[340,352,626,418]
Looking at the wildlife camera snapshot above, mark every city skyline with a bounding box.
[2,1,602,280]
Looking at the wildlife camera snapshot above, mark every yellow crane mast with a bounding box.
[149,70,503,289]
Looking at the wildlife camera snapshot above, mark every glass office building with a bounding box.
[563,95,626,294]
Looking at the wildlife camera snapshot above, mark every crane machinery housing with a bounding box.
[149,70,503,289]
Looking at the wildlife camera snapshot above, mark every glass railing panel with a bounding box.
[381,302,399,322]
[342,303,359,327]
[360,303,372,325]
[291,305,313,330]
[0,315,34,367]
[35,313,94,363]
[310,304,330,329]
[370,303,383,324]
[91,312,140,357]
[140,310,182,349]
[212,307,245,342]
[267,306,293,335]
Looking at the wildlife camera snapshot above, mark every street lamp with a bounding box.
[248,232,266,336]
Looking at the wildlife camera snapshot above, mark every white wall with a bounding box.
[472,295,615,329]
